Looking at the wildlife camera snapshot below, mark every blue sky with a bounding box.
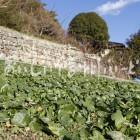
[42,0,140,44]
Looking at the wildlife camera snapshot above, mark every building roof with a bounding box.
[108,41,125,48]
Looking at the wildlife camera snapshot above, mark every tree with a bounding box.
[127,29,140,76]
[0,0,64,41]
[68,12,109,52]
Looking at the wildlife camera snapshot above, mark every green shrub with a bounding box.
[68,12,109,52]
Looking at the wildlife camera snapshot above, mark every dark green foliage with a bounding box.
[68,12,109,51]
[127,30,140,76]
[0,60,140,139]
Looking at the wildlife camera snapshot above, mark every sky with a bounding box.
[42,0,140,44]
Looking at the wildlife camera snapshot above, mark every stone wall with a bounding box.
[0,26,129,79]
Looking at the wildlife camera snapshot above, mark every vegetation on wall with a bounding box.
[0,0,64,42]
[127,29,140,76]
[68,12,109,52]
[103,47,133,72]
[102,29,140,79]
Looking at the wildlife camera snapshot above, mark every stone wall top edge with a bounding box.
[0,26,77,49]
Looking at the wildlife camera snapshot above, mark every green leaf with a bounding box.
[83,97,95,112]
[136,137,140,140]
[48,122,64,137]
[60,104,76,114]
[108,131,131,140]
[79,128,89,140]
[58,113,74,127]
[111,110,125,129]
[11,111,31,127]
[40,117,50,124]
[29,119,42,132]
[90,130,105,140]
[135,107,140,113]
[0,112,10,122]
[75,112,86,125]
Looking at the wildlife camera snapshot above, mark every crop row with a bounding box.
[0,60,140,140]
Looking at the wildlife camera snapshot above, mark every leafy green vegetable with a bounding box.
[108,131,131,140]
[0,60,140,139]
[11,111,31,127]
[111,110,126,129]
[0,112,10,122]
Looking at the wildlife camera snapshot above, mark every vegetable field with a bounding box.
[0,60,140,140]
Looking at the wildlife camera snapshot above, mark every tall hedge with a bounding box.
[68,12,109,50]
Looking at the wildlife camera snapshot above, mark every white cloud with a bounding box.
[96,0,140,15]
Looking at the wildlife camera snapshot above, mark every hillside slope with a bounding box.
[0,0,64,42]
